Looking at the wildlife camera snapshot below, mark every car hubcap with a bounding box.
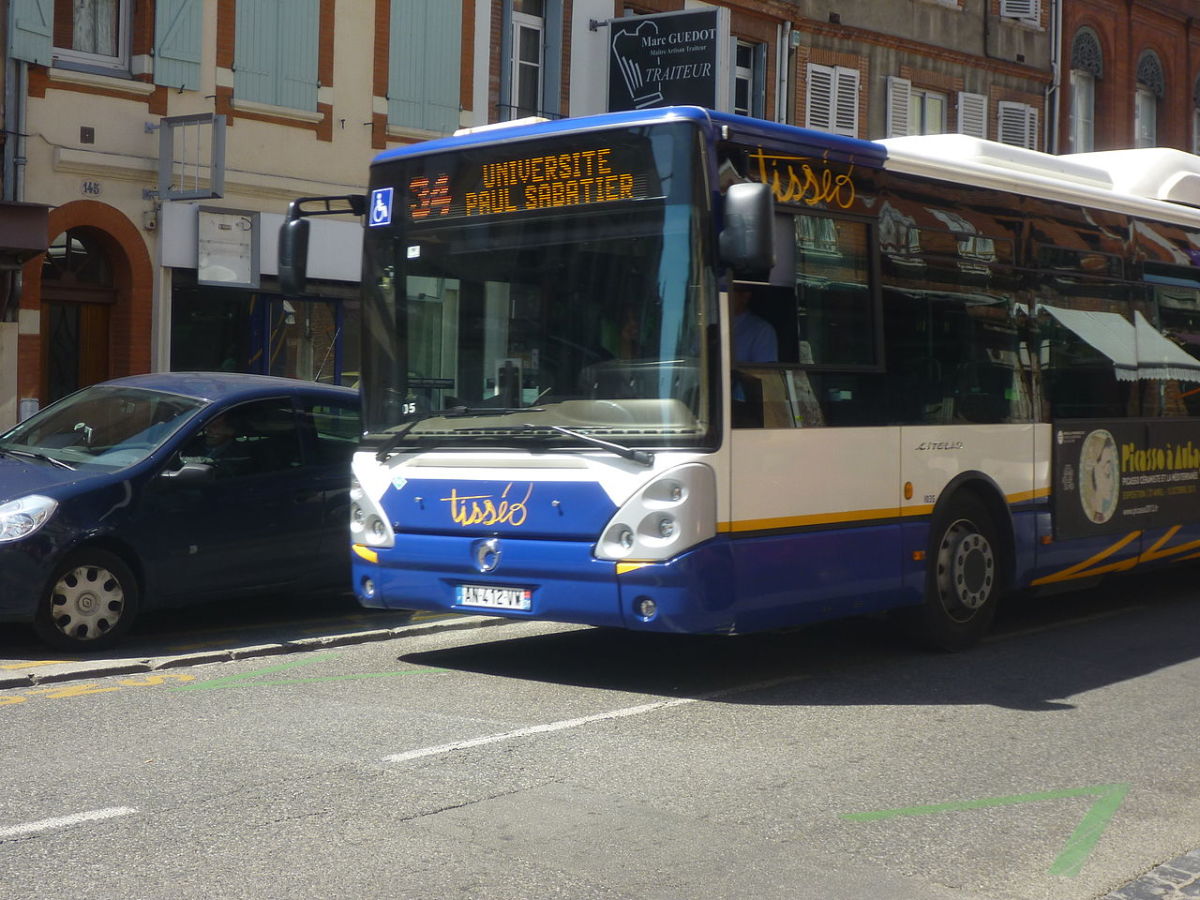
[936,519,994,620]
[51,565,124,641]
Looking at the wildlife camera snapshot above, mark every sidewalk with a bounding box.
[0,610,506,689]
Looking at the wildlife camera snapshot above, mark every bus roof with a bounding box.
[371,106,886,168]
[882,133,1200,227]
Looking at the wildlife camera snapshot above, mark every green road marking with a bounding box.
[843,783,1129,878]
[170,652,443,692]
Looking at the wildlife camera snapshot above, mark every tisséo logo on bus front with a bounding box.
[369,187,393,227]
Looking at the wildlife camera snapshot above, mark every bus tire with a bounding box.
[910,494,1003,651]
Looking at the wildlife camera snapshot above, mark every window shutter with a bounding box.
[155,0,202,91]
[1000,0,1039,20]
[8,0,52,66]
[886,77,911,138]
[957,92,987,138]
[832,67,860,136]
[998,101,1037,149]
[805,64,834,131]
[277,0,319,111]
[235,0,318,110]
[389,0,462,133]
[234,0,279,105]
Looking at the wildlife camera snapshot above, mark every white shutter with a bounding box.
[1000,0,1039,20]
[886,77,911,138]
[832,67,860,136]
[998,101,1037,149]
[957,92,987,138]
[806,64,834,131]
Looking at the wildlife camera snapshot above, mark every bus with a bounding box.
[279,106,1200,649]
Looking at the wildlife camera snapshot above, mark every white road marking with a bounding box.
[384,675,802,764]
[0,806,138,839]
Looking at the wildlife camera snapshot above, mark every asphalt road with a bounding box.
[1,573,1199,898]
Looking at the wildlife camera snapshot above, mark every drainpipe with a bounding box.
[1047,0,1061,154]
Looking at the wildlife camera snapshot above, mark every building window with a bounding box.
[910,89,947,134]
[1193,78,1200,155]
[1068,29,1101,153]
[734,41,765,118]
[806,64,859,137]
[510,0,544,118]
[1069,71,1095,152]
[1135,51,1164,149]
[997,100,1038,149]
[885,78,946,137]
[53,0,131,73]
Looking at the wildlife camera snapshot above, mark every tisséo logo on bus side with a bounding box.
[369,187,393,227]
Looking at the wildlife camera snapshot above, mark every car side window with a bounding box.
[179,399,303,478]
[303,400,361,467]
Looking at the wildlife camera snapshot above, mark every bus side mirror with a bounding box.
[719,182,775,278]
[278,217,311,296]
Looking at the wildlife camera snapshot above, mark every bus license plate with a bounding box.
[456,584,532,611]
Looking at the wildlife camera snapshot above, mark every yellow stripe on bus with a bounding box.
[719,489,1048,533]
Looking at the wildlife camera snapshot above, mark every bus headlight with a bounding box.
[349,479,395,549]
[596,463,716,561]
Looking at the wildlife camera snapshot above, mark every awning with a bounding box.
[0,201,49,269]
[1042,306,1200,384]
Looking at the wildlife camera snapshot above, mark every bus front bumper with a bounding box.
[351,533,737,633]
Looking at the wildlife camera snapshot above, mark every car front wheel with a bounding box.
[33,549,139,651]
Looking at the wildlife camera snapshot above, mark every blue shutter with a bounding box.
[155,0,202,91]
[8,0,52,66]
[278,0,319,111]
[389,0,461,133]
[235,0,318,110]
[235,0,278,104]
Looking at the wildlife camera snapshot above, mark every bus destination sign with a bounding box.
[401,140,656,223]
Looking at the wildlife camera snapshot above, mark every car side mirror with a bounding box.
[719,182,775,278]
[160,462,215,485]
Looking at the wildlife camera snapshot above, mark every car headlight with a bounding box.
[349,478,394,549]
[0,495,58,543]
[595,463,716,561]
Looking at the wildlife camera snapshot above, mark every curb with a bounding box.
[0,614,507,688]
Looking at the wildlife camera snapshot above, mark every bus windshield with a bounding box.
[360,121,713,450]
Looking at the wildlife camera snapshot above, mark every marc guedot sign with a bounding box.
[607,9,728,112]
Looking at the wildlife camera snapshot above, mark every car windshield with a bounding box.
[0,385,206,470]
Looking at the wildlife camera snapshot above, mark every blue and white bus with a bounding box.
[281,106,1200,649]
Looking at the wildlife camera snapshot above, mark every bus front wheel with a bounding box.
[909,495,1003,651]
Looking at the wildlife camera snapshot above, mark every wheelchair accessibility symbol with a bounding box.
[369,187,393,227]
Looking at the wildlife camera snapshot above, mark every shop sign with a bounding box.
[606,9,730,112]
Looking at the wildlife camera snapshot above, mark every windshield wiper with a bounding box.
[534,424,655,467]
[458,423,654,467]
[0,446,75,470]
[374,406,545,461]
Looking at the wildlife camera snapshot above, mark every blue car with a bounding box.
[0,373,361,651]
